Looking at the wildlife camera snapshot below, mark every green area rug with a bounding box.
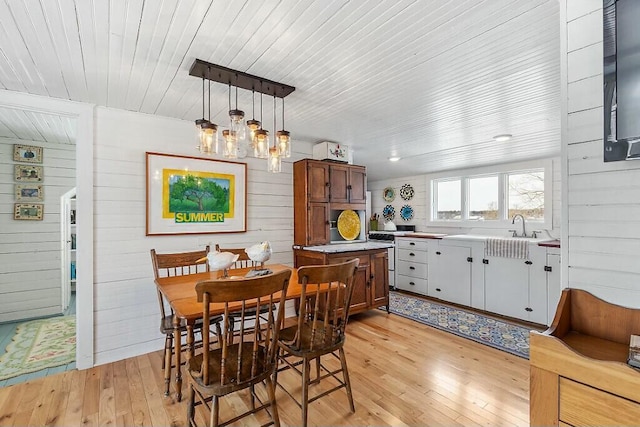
[0,315,76,380]
[389,292,537,359]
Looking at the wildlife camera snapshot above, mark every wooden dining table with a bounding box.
[155,263,305,401]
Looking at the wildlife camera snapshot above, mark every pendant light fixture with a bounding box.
[196,69,218,155]
[222,83,238,158]
[268,94,281,173]
[188,59,295,161]
[254,83,269,159]
[276,93,291,158]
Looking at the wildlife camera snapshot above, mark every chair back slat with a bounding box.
[215,244,256,269]
[195,269,291,388]
[150,246,210,321]
[289,259,359,352]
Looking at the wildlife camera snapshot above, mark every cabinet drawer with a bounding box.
[396,274,427,295]
[398,248,427,263]
[559,377,640,426]
[397,260,427,278]
[397,239,429,251]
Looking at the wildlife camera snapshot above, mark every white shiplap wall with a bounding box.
[369,157,562,236]
[562,0,640,307]
[0,137,75,322]
[92,107,312,365]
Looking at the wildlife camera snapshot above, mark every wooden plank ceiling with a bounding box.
[0,0,560,180]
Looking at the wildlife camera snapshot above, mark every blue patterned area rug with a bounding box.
[388,291,535,359]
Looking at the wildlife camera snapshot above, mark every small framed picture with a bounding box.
[15,184,44,201]
[14,203,44,220]
[15,164,43,182]
[13,144,43,164]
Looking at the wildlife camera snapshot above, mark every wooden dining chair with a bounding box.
[150,246,222,397]
[274,258,359,427]
[186,269,291,427]
[214,244,270,336]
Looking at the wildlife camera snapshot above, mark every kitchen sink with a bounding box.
[442,234,553,244]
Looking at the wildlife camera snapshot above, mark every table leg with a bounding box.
[173,315,182,401]
[186,324,194,361]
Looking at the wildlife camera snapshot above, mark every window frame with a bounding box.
[428,159,552,229]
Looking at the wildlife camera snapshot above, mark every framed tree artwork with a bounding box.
[145,152,247,235]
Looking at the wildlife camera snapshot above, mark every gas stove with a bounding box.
[368,225,416,241]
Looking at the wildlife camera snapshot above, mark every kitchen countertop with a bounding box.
[297,241,394,253]
[401,232,448,239]
[537,239,560,248]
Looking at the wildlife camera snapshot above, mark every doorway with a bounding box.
[0,90,94,370]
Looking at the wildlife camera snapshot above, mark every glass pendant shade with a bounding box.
[199,121,218,155]
[195,118,207,148]
[254,129,269,158]
[246,88,261,154]
[229,110,247,158]
[268,146,281,173]
[222,129,238,159]
[246,119,261,146]
[276,130,291,158]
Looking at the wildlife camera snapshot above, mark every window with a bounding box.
[430,162,550,226]
[469,175,498,220]
[435,179,461,220]
[508,171,544,220]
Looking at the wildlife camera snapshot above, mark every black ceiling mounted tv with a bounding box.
[603,0,640,161]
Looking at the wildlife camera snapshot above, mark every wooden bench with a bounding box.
[530,288,640,426]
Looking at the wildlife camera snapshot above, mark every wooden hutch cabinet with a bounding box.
[293,159,367,246]
[293,158,389,315]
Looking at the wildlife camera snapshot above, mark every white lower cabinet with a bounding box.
[396,235,560,326]
[546,249,561,325]
[428,242,472,307]
[484,257,531,321]
[483,244,549,324]
[395,238,428,295]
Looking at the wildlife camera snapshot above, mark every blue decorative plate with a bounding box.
[400,205,414,221]
[383,205,395,221]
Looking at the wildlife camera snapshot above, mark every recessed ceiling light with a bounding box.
[493,134,512,142]
[388,157,401,162]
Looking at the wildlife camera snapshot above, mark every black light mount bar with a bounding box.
[189,59,295,98]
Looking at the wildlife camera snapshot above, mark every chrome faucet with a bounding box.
[511,214,527,237]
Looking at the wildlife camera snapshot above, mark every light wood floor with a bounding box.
[0,309,530,426]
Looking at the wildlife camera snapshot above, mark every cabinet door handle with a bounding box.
[409,253,415,256]
[544,265,552,272]
[435,288,441,292]
[409,242,415,246]
[409,282,415,286]
[525,260,533,265]
[436,251,441,255]
[482,259,489,264]
[409,266,415,270]
[525,307,533,312]
[466,257,473,262]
